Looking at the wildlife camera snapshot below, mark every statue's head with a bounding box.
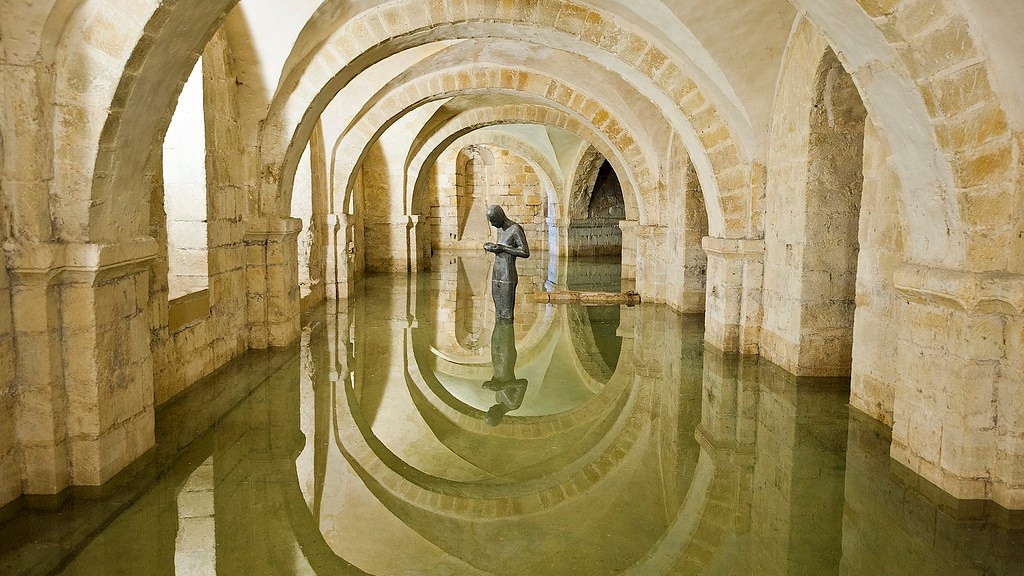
[486,204,507,228]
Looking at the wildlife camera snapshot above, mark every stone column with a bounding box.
[407,215,425,272]
[245,218,302,348]
[698,348,757,544]
[635,224,668,303]
[0,248,17,507]
[750,362,848,576]
[891,264,1024,509]
[546,216,569,257]
[702,237,765,355]
[7,238,158,492]
[618,220,637,282]
[325,213,350,301]
[7,245,67,495]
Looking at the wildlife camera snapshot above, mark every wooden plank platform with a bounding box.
[530,290,641,306]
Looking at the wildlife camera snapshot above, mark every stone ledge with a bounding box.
[701,236,765,259]
[243,217,303,243]
[3,238,158,285]
[168,289,212,333]
[893,264,1024,314]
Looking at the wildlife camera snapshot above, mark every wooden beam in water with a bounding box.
[530,290,641,306]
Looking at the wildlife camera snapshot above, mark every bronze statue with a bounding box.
[482,205,530,322]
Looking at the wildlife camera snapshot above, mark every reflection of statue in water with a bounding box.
[483,321,528,426]
[482,205,530,321]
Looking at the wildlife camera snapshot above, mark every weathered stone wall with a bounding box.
[149,31,250,406]
[163,58,210,300]
[567,160,624,257]
[849,120,905,427]
[0,239,16,507]
[291,126,328,312]
[360,107,440,273]
[761,43,867,377]
[663,135,707,313]
[429,144,549,255]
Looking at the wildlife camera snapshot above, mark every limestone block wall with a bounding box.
[888,277,1024,508]
[163,58,210,301]
[663,139,708,313]
[566,160,624,257]
[849,121,905,427]
[429,144,549,255]
[760,47,867,378]
[291,128,328,312]
[0,250,17,507]
[361,141,411,273]
[487,147,548,251]
[149,32,251,405]
[565,222,621,256]
[359,108,443,273]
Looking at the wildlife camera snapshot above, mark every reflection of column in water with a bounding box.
[749,361,849,576]
[175,457,216,576]
[482,321,528,426]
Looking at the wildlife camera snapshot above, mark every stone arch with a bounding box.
[50,0,239,242]
[428,133,560,256]
[665,133,709,313]
[566,145,606,221]
[792,1,1017,269]
[761,40,868,377]
[289,121,330,310]
[148,23,254,403]
[406,105,641,222]
[328,67,654,224]
[258,1,751,238]
[454,145,493,243]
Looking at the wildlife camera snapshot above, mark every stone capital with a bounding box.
[701,236,765,260]
[893,264,1024,315]
[634,223,668,239]
[244,217,303,243]
[3,237,158,285]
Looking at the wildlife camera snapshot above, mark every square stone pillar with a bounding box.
[703,237,765,355]
[547,216,569,257]
[245,218,302,348]
[407,215,426,272]
[6,248,67,494]
[6,238,158,492]
[618,220,637,280]
[635,224,668,303]
[325,213,351,301]
[891,264,1024,509]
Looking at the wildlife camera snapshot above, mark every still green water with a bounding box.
[1,254,1021,575]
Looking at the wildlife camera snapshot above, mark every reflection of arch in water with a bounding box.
[564,304,622,388]
[416,303,631,433]
[453,257,490,352]
[430,255,554,368]
[278,317,753,575]
[329,328,647,517]
[405,326,636,481]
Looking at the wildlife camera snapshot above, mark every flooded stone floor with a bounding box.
[1,254,1022,575]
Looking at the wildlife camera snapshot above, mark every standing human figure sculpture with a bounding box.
[483,205,530,321]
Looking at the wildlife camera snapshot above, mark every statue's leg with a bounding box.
[492,280,515,320]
